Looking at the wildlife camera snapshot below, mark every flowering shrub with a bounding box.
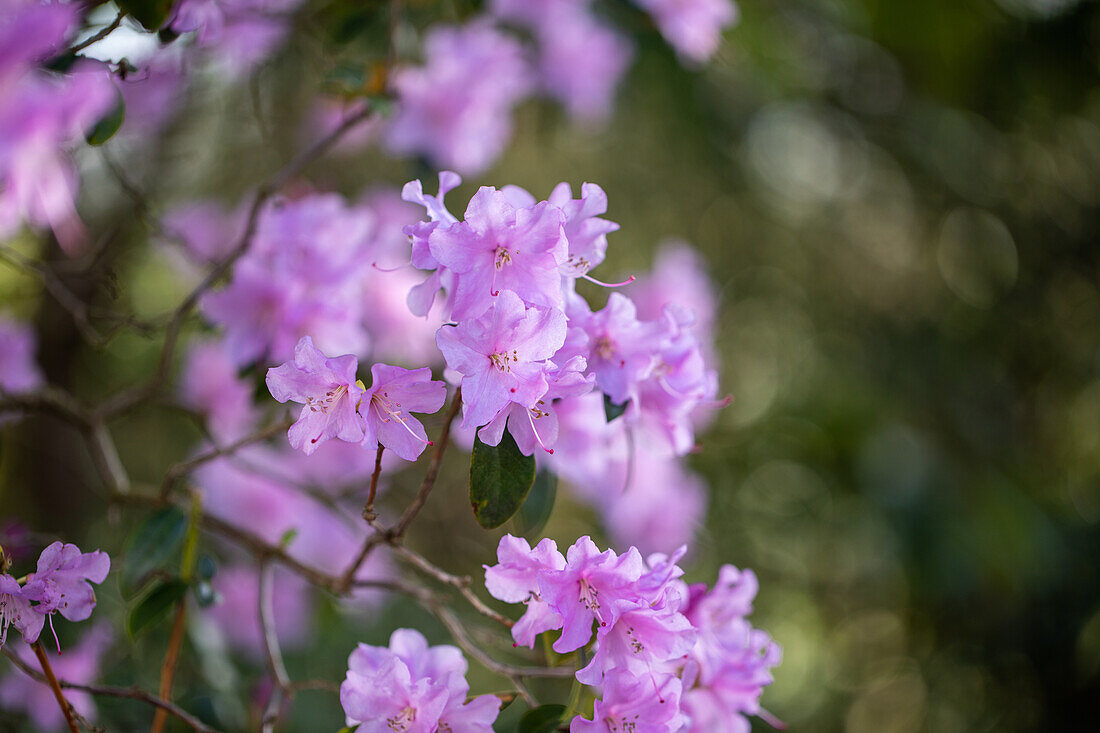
[0,1,777,732]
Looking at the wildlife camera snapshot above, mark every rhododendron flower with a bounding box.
[266,336,366,455]
[386,21,532,174]
[0,574,41,645]
[483,535,566,647]
[570,292,666,405]
[0,315,43,394]
[436,290,567,430]
[575,594,695,686]
[342,628,501,732]
[428,186,568,321]
[359,364,447,461]
[571,670,686,733]
[22,542,111,626]
[180,339,258,442]
[635,0,739,63]
[0,624,110,730]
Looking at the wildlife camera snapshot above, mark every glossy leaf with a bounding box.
[470,428,536,529]
[122,507,187,594]
[86,91,125,146]
[603,393,628,422]
[513,468,557,537]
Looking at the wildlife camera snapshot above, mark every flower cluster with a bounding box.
[0,0,114,255]
[403,173,723,464]
[484,535,780,732]
[266,335,446,461]
[0,541,110,648]
[340,628,501,732]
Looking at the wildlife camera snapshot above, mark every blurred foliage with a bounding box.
[3,0,1100,731]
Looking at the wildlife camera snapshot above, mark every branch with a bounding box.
[150,601,188,733]
[160,418,293,499]
[70,12,124,54]
[392,544,513,629]
[92,103,377,420]
[31,643,80,733]
[259,559,291,732]
[2,647,219,733]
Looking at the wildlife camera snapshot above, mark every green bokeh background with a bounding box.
[3,0,1100,730]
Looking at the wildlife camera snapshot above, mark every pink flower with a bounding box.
[205,565,313,657]
[180,339,258,442]
[0,315,43,394]
[22,542,111,629]
[386,21,532,174]
[634,0,739,63]
[569,292,666,405]
[428,187,568,322]
[0,573,42,645]
[570,670,686,733]
[266,336,366,455]
[483,535,566,648]
[359,364,447,461]
[436,290,567,431]
[342,628,501,732]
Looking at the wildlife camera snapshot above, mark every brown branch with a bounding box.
[392,544,513,629]
[160,418,293,499]
[337,387,462,591]
[364,444,385,517]
[93,103,377,420]
[2,647,219,732]
[150,601,188,733]
[31,643,80,733]
[71,12,124,54]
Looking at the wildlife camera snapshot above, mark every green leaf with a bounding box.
[517,704,567,733]
[123,507,188,595]
[513,468,557,537]
[127,579,188,637]
[470,428,536,529]
[86,90,125,146]
[118,0,176,31]
[603,393,628,422]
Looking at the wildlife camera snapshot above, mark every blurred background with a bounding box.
[3,0,1100,731]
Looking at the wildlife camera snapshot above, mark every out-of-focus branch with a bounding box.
[259,559,291,733]
[2,647,219,733]
[159,418,293,499]
[93,103,377,420]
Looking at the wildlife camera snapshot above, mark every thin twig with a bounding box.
[150,601,188,733]
[160,419,293,499]
[31,643,80,733]
[364,444,385,517]
[0,245,103,346]
[2,647,219,732]
[71,12,124,54]
[337,388,462,591]
[259,559,291,733]
[392,544,513,629]
[93,103,377,420]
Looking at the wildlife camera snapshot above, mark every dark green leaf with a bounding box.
[86,90,125,146]
[603,393,628,422]
[127,579,188,637]
[517,704,566,733]
[513,469,557,537]
[118,0,176,31]
[470,428,536,529]
[123,507,187,594]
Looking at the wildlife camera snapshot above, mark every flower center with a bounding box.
[489,350,518,372]
[594,335,615,359]
[305,384,347,414]
[494,245,512,271]
[578,577,604,625]
[386,706,417,731]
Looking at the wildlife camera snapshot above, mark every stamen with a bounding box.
[582,273,635,288]
[524,406,554,454]
[371,260,411,273]
[371,394,431,444]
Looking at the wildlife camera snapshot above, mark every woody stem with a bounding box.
[364,445,385,517]
[31,641,80,733]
